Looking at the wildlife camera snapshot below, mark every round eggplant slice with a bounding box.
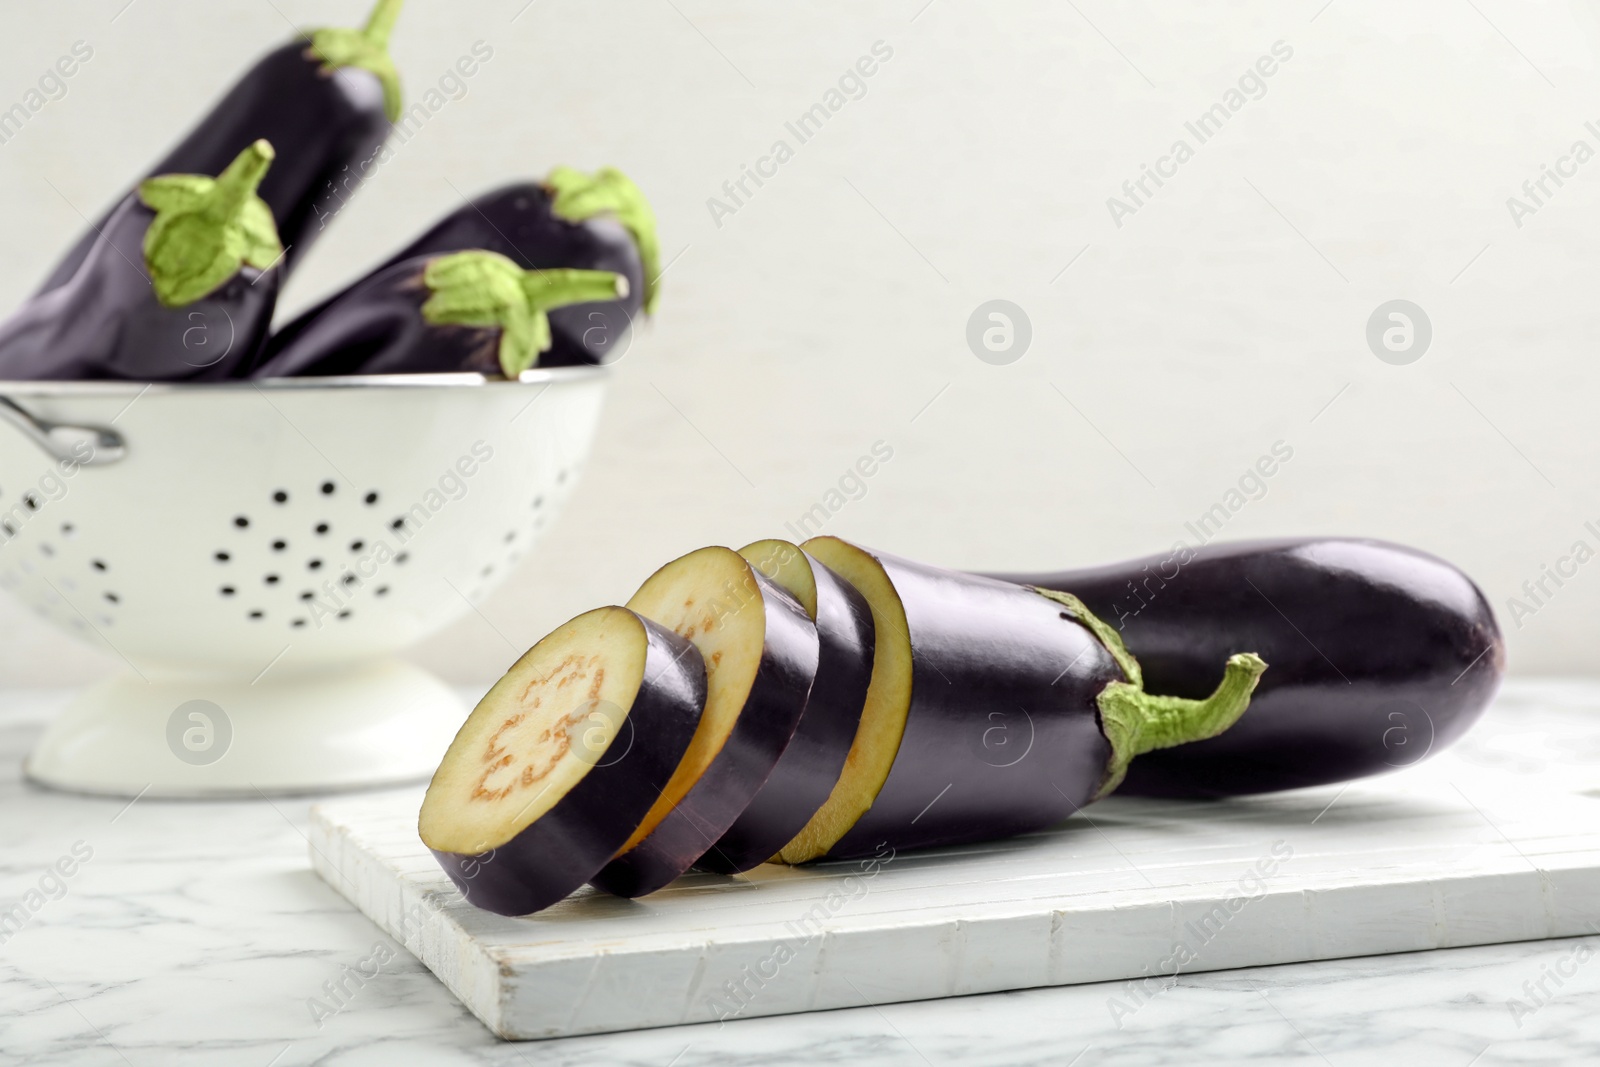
[419,606,706,917]
[591,547,819,897]
[689,540,876,875]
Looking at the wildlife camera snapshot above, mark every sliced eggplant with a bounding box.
[419,606,705,916]
[689,540,875,874]
[779,538,1268,862]
[590,547,819,897]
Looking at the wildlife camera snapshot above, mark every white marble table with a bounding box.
[4,681,1600,1065]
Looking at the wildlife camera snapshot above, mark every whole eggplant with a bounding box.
[0,141,284,382]
[781,538,1267,862]
[270,169,658,367]
[249,250,627,378]
[989,537,1504,797]
[36,0,403,294]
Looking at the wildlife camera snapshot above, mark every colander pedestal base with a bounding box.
[24,659,469,798]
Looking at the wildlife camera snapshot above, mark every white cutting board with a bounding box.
[309,728,1600,1041]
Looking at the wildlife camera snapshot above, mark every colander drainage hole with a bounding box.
[395,553,409,565]
[375,586,390,597]
[265,575,280,586]
[390,517,406,531]
[60,523,75,539]
[321,481,335,495]
[299,591,314,601]
[103,593,118,604]
[292,619,306,628]
[532,496,543,509]
[273,490,288,504]
[349,540,365,552]
[504,530,516,544]
[23,492,40,510]
[308,559,323,571]
[248,610,264,620]
[91,560,107,572]
[38,544,53,557]
[272,540,287,552]
[337,610,351,620]
[221,586,236,597]
[234,516,249,528]
[314,523,329,535]
[364,491,379,505]
[215,551,230,563]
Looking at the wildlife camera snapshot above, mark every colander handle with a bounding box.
[0,395,126,467]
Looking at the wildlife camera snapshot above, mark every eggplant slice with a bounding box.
[420,606,706,916]
[688,540,875,874]
[590,547,819,897]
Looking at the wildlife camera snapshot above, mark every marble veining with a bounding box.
[1,681,1599,1064]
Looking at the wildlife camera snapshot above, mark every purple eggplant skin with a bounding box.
[989,537,1505,798]
[251,256,490,378]
[272,183,645,368]
[591,571,819,897]
[35,0,401,295]
[429,614,707,918]
[696,544,876,875]
[0,197,279,382]
[823,548,1118,862]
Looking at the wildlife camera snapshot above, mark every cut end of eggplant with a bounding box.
[420,607,651,855]
[619,547,775,850]
[776,536,913,865]
[419,606,705,916]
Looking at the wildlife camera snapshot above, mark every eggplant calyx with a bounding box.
[1092,653,1268,799]
[1028,586,1267,799]
[421,251,629,377]
[307,0,405,121]
[138,139,283,309]
[544,166,663,315]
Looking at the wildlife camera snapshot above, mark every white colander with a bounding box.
[1,369,607,797]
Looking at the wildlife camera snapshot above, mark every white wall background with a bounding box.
[1,0,1599,684]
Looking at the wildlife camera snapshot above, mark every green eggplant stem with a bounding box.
[308,0,405,121]
[138,139,284,308]
[1030,586,1268,800]
[363,0,405,48]
[544,165,662,314]
[206,139,275,218]
[421,250,628,377]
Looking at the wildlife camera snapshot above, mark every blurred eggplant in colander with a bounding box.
[0,141,285,382]
[34,0,404,295]
[249,250,628,379]
[267,167,659,368]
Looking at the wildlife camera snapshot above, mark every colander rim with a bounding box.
[0,366,607,396]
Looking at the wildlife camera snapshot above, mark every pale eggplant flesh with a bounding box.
[419,606,705,917]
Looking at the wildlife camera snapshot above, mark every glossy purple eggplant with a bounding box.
[420,607,706,917]
[689,540,875,874]
[0,141,283,382]
[782,538,1267,863]
[988,537,1504,797]
[271,171,658,367]
[249,251,628,379]
[36,0,403,295]
[590,547,818,897]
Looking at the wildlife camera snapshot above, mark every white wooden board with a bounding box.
[309,752,1600,1041]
